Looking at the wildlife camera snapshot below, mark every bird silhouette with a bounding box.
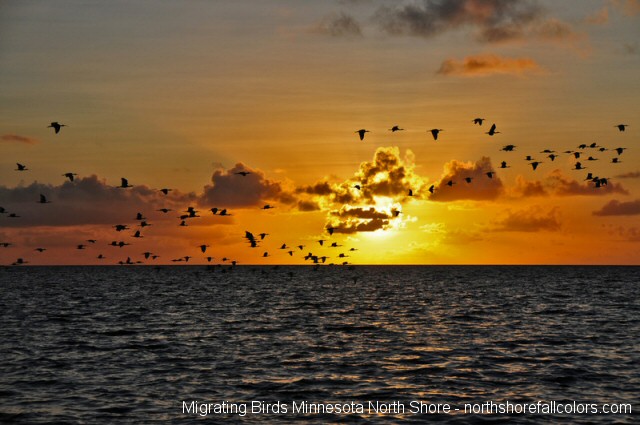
[429,129,443,140]
[612,158,621,163]
[530,161,542,171]
[235,171,251,176]
[262,204,275,210]
[473,118,485,125]
[38,194,51,204]
[408,189,413,196]
[355,129,370,140]
[47,122,67,134]
[486,123,500,135]
[574,162,586,170]
[15,163,28,171]
[501,145,516,152]
[614,147,626,155]
[486,171,495,178]
[548,154,557,161]
[428,185,435,194]
[500,161,510,169]
[615,124,628,132]
[63,172,78,181]
[159,188,172,195]
[157,208,172,213]
[199,244,210,253]
[464,177,473,183]
[389,125,404,132]
[118,178,133,188]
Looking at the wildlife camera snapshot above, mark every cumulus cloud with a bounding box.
[312,12,363,37]
[0,175,196,227]
[199,163,295,208]
[511,170,629,197]
[493,206,561,232]
[437,54,541,77]
[1,134,39,145]
[593,199,640,216]
[295,147,423,234]
[372,0,577,45]
[429,156,504,201]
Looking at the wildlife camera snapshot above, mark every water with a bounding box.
[0,266,638,424]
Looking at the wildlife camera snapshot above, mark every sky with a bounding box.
[1,0,639,265]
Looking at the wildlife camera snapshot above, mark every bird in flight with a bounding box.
[235,171,251,176]
[159,188,172,195]
[486,123,500,136]
[501,145,516,152]
[486,171,495,179]
[63,172,78,181]
[615,124,628,132]
[38,194,51,204]
[356,129,369,140]
[530,161,543,171]
[429,129,443,140]
[473,118,485,125]
[500,161,510,169]
[614,147,626,155]
[15,163,28,171]
[389,125,404,132]
[199,244,210,253]
[118,178,133,188]
[48,122,67,134]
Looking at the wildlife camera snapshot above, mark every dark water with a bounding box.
[0,266,638,424]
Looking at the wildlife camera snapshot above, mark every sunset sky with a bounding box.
[1,0,639,265]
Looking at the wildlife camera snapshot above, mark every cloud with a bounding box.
[296,147,426,207]
[606,225,640,242]
[511,170,629,197]
[295,147,422,234]
[612,0,640,16]
[199,163,294,208]
[585,6,609,25]
[311,12,363,37]
[1,134,39,145]
[430,156,504,201]
[593,199,640,216]
[615,171,640,179]
[493,206,561,232]
[372,0,577,45]
[437,54,541,77]
[0,175,196,227]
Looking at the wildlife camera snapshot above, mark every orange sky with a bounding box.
[1,1,639,265]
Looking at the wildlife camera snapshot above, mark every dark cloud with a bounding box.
[615,171,640,179]
[1,134,39,145]
[330,217,390,234]
[332,205,393,220]
[494,206,561,232]
[512,170,629,197]
[0,175,196,227]
[606,225,640,242]
[593,199,640,216]
[372,0,575,44]
[297,200,321,212]
[437,54,540,77]
[199,163,294,208]
[430,156,503,201]
[312,12,363,37]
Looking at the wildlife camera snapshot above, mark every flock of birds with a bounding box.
[0,119,632,266]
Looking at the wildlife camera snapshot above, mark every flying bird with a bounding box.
[235,171,251,176]
[389,125,404,132]
[464,177,473,183]
[486,171,495,179]
[47,122,67,134]
[63,172,78,181]
[15,163,28,171]
[614,147,626,155]
[355,129,370,140]
[473,118,485,125]
[118,178,133,188]
[38,194,51,204]
[428,185,435,194]
[615,124,628,132]
[573,162,585,170]
[530,161,542,171]
[159,188,172,195]
[500,161,510,169]
[199,244,210,253]
[501,145,516,152]
[429,129,443,140]
[486,123,500,136]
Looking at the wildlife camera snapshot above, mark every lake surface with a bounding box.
[0,266,638,423]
